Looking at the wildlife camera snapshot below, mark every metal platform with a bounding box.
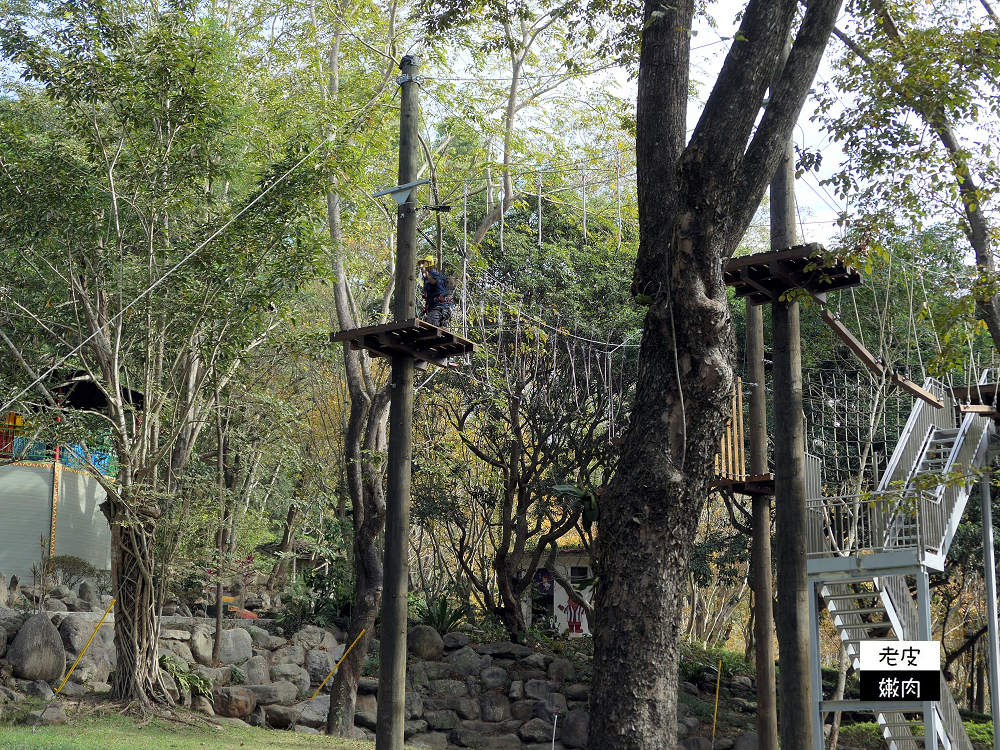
[331,319,476,368]
[724,243,862,305]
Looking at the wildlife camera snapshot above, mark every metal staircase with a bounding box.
[806,375,996,750]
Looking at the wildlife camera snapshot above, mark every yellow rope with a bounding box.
[311,628,366,701]
[57,598,116,694]
[711,658,723,749]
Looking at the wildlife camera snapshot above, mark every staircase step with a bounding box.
[833,607,887,616]
[824,591,879,601]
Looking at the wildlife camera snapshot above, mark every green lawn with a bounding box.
[0,711,374,750]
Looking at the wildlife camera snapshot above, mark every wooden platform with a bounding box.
[952,383,1000,420]
[711,474,775,495]
[724,244,862,305]
[331,319,476,368]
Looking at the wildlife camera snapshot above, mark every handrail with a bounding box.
[806,490,939,559]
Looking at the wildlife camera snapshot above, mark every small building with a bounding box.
[522,543,594,637]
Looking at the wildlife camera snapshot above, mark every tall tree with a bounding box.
[589,0,843,748]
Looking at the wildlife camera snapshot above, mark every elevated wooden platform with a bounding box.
[724,243,862,305]
[331,319,476,368]
[952,383,1000,421]
[711,473,775,495]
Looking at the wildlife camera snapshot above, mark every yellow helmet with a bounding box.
[419,255,436,266]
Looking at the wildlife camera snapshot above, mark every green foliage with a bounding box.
[275,566,351,631]
[158,654,213,701]
[229,666,245,685]
[50,556,97,591]
[416,596,468,634]
[679,642,755,682]
[362,652,379,678]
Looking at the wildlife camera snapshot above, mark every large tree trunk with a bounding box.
[102,497,171,706]
[590,0,843,747]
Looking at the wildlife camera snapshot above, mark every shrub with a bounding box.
[50,555,97,591]
[416,596,467,634]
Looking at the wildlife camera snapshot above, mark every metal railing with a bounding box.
[878,379,954,493]
[806,490,940,560]
[937,673,974,750]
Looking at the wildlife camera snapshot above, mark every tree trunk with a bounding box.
[266,502,300,592]
[590,0,843,746]
[102,497,171,706]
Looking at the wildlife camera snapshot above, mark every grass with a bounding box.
[0,709,373,750]
[837,720,996,750]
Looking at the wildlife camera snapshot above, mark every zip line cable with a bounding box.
[1,135,336,415]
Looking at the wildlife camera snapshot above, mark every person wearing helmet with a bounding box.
[418,254,452,328]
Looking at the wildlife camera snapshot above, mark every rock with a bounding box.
[447,646,483,676]
[448,727,483,747]
[442,632,469,649]
[479,735,523,749]
[160,629,190,641]
[524,679,560,701]
[681,738,714,750]
[294,695,330,728]
[510,700,535,721]
[481,667,508,689]
[358,677,379,695]
[27,707,67,726]
[46,599,68,612]
[264,704,300,728]
[253,633,286,650]
[355,711,379,730]
[192,694,215,716]
[405,719,429,738]
[78,582,100,607]
[160,640,194,664]
[64,597,91,612]
[564,683,589,701]
[547,658,575,683]
[0,606,25,636]
[189,628,215,666]
[449,697,480,719]
[8,613,65,682]
[294,725,320,734]
[192,665,231,688]
[408,731,450,749]
[425,662,453,679]
[272,645,306,666]
[0,629,5,659]
[408,625,445,661]
[59,616,114,683]
[423,710,459,730]
[479,692,511,722]
[682,716,699,730]
[560,710,589,749]
[49,585,72,599]
[522,653,553,670]
[509,680,525,700]
[245,704,267,728]
[270,664,310,694]
[732,675,753,688]
[241,655,270,685]
[717,740,735,750]
[356,693,377,713]
[306,647,344,685]
[90,682,111,693]
[519,717,556,743]
[680,680,699,695]
[405,690,424,719]
[476,642,534,659]
[22,680,55,700]
[428,679,468,698]
[291,625,338,651]
[212,686,257,718]
[217,627,253,665]
[59,682,89,698]
[734,732,759,750]
[246,680,298,706]
[466,674,482,697]
[677,722,689,739]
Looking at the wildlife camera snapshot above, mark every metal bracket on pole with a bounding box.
[373,178,430,207]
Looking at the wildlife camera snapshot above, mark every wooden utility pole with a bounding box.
[769,42,814,750]
[375,54,420,750]
[747,303,778,750]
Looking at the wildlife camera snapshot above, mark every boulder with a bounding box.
[49,585,72,599]
[192,665,231,688]
[291,625,338,651]
[0,629,6,659]
[682,716,699,730]
[508,680,525,701]
[294,725,320,734]
[405,719,429,738]
[524,679,560,701]
[448,728,483,747]
[423,709,459,730]
[547,658,575,683]
[306,647,343,685]
[732,675,753,688]
[189,628,214,666]
[717,740,735,750]
[479,692,511,722]
[246,704,267,728]
[449,697,480,720]
[264,704,300,728]
[428,679,469,698]
[564,683,590,701]
[22,680,55,701]
[519,717,556,743]
[479,735,523,749]
[270,664,310,694]
[405,690,424,720]
[356,693,377,713]
[212,686,257,718]
[78,582,101,608]
[8,613,65,682]
[481,667,508,689]
[681,738,714,750]
[476,642,533,659]
[358,677,379,695]
[354,711,379,730]
[0,574,6,608]
[408,731,450,749]
[442,632,469,649]
[408,625,445,661]
[560,710,590,749]
[253,633,286,650]
[272,645,306,666]
[46,599,68,612]
[27,707,67,726]
[217,627,253,665]
[523,653,552,670]
[160,629,190,641]
[510,700,535,721]
[293,695,330,728]
[734,732,759,750]
[59,616,115,683]
[160,640,194,664]
[447,646,483,676]
[162,673,180,703]
[246,680,298,706]
[0,687,23,704]
[241,655,270,685]
[192,694,214,716]
[59,682,89,698]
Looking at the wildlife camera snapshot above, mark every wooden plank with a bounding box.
[819,310,885,378]
[950,383,999,403]
[890,373,943,408]
[958,404,1000,416]
[725,244,826,275]
[767,261,828,302]
[331,318,424,342]
[378,333,446,366]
